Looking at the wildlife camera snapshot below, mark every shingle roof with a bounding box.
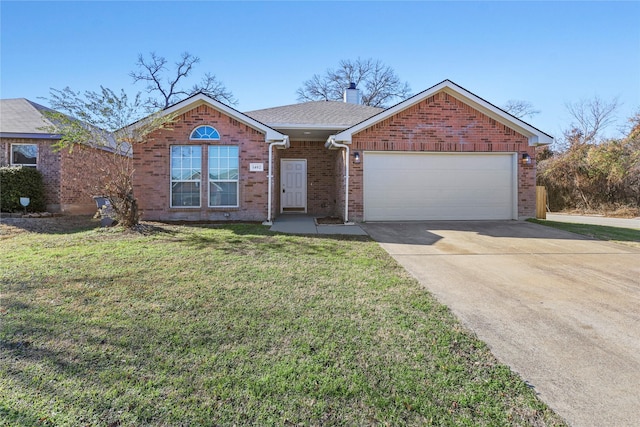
[0,98,57,135]
[245,101,383,127]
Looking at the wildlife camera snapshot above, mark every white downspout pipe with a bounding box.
[263,136,289,225]
[326,136,350,223]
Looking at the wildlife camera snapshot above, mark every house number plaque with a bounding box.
[249,163,264,172]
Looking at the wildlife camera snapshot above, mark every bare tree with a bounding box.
[502,100,540,119]
[296,58,411,108]
[43,86,176,228]
[565,96,620,144]
[131,52,236,109]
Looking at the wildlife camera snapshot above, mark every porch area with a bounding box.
[269,214,366,236]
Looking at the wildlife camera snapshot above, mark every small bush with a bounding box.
[0,166,47,212]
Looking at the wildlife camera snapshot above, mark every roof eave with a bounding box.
[528,134,554,146]
[134,93,286,142]
[265,123,350,131]
[0,132,61,139]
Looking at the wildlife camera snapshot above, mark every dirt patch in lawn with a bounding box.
[0,215,99,237]
[315,216,344,225]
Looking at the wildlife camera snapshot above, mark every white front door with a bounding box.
[281,159,307,212]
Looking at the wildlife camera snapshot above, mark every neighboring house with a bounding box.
[0,98,115,214]
[133,79,552,223]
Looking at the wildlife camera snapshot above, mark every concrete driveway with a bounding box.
[361,221,640,427]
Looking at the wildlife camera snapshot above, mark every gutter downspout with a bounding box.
[325,136,350,224]
[263,135,289,225]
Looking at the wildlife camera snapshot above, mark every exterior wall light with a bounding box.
[353,152,361,164]
[521,153,532,165]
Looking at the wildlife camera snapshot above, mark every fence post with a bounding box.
[536,186,547,219]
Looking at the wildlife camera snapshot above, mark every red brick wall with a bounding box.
[1,138,62,212]
[133,104,270,221]
[274,141,338,217]
[0,138,117,214]
[0,140,8,165]
[348,91,536,220]
[59,145,123,214]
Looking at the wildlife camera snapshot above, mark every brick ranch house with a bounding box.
[133,80,553,223]
[0,98,119,214]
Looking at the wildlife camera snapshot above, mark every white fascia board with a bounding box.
[266,123,349,131]
[0,132,61,139]
[334,80,554,146]
[128,94,286,142]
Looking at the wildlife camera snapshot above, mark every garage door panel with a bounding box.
[363,153,515,221]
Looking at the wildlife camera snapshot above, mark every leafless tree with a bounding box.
[43,87,176,228]
[131,52,236,109]
[502,100,540,119]
[296,58,411,108]
[564,96,620,145]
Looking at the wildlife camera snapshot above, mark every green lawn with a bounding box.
[528,219,640,248]
[1,220,566,426]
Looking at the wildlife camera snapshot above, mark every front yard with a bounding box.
[0,218,565,426]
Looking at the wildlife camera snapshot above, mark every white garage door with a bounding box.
[363,152,516,221]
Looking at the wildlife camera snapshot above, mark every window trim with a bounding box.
[170,145,202,209]
[208,145,240,208]
[10,143,38,167]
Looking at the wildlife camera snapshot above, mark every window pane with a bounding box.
[171,145,201,207]
[172,182,200,207]
[208,145,238,206]
[229,156,239,169]
[209,146,238,175]
[210,181,238,207]
[12,144,37,165]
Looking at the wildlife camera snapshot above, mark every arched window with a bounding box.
[190,125,220,140]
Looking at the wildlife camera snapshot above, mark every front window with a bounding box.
[170,145,202,207]
[11,144,38,166]
[209,146,239,207]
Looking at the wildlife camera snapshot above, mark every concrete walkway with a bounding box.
[269,215,367,235]
[362,221,640,427]
[546,213,640,229]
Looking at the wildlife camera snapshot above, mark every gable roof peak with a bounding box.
[141,93,286,142]
[333,79,553,146]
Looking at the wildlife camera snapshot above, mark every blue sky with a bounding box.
[1,1,639,140]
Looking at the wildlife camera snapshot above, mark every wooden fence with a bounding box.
[536,186,547,219]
